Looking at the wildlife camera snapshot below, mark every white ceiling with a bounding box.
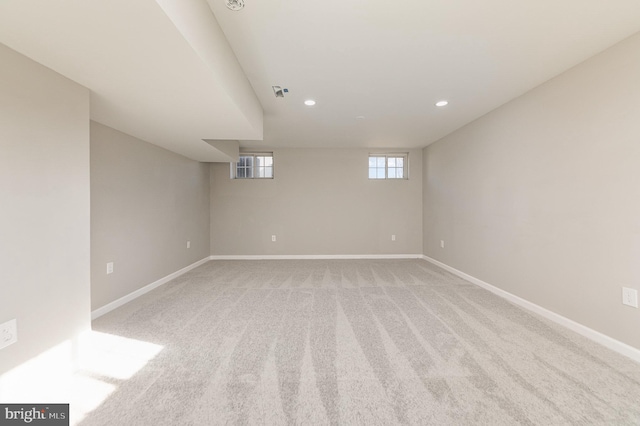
[0,0,262,162]
[2,1,640,158]
[208,0,640,150]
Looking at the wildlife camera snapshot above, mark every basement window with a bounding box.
[234,153,274,179]
[368,153,408,179]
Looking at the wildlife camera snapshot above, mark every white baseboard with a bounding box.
[91,257,210,320]
[209,254,423,260]
[421,255,640,363]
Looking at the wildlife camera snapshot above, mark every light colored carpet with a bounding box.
[80,259,640,425]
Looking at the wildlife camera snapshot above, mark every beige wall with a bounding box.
[423,33,640,349]
[211,148,423,255]
[91,122,210,311]
[0,45,90,377]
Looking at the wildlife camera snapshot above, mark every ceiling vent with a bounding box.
[225,0,244,11]
[272,86,288,98]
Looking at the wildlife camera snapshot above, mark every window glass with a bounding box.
[368,154,408,180]
[235,153,273,179]
[368,156,386,179]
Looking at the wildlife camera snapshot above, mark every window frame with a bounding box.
[233,152,274,179]
[368,153,409,180]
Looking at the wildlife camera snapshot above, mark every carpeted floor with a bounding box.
[79,259,640,425]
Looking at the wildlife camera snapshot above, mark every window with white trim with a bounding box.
[368,153,408,179]
[234,153,274,179]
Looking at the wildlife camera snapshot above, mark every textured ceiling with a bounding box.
[208,0,640,149]
[2,0,640,158]
[0,0,262,161]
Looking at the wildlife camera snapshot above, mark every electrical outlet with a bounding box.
[271,235,277,242]
[107,262,114,275]
[622,287,638,308]
[0,319,17,350]
[440,240,445,248]
[187,240,191,249]
[391,235,396,241]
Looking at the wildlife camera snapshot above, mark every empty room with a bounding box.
[2,0,640,424]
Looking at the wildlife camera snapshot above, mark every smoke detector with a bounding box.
[225,0,244,11]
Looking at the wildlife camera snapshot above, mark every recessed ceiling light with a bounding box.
[435,100,449,107]
[304,100,316,106]
[356,116,365,120]
[225,0,244,11]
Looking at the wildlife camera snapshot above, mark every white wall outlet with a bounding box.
[187,240,191,249]
[622,287,638,308]
[106,262,114,275]
[271,235,277,242]
[0,319,17,350]
[440,240,445,248]
[391,234,396,241]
